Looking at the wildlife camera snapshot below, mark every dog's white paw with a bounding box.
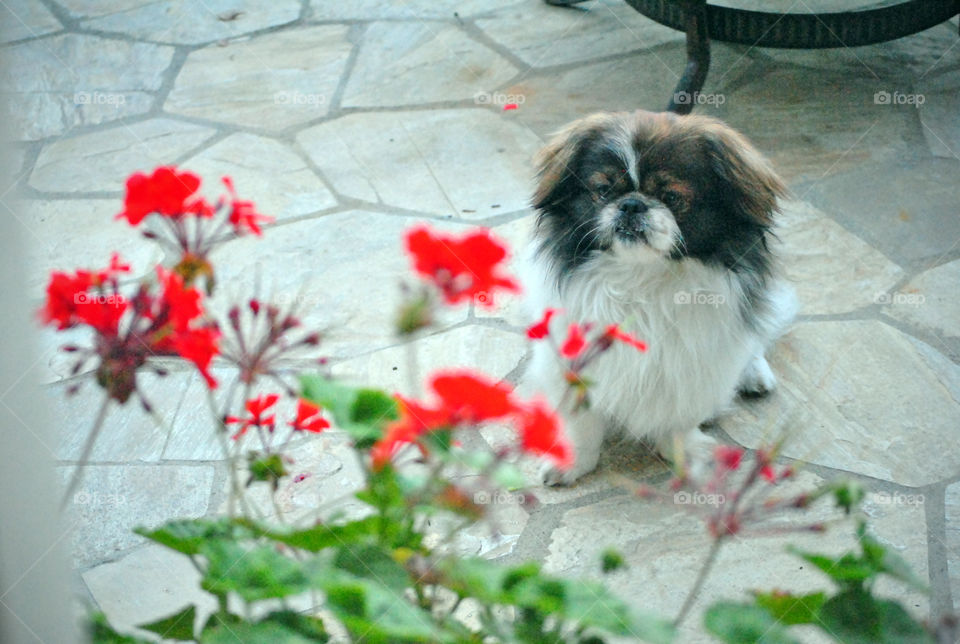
[738,355,777,397]
[538,457,595,487]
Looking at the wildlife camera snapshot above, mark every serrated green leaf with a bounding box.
[817,589,933,644]
[787,547,877,586]
[704,602,800,644]
[752,591,824,625]
[200,540,309,601]
[89,612,155,644]
[242,516,380,552]
[200,612,328,644]
[300,376,396,448]
[138,604,196,641]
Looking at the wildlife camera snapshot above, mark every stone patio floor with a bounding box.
[3,0,960,641]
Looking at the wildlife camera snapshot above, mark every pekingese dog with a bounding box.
[522,110,797,485]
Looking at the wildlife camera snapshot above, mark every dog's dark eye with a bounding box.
[661,190,684,211]
[587,174,612,194]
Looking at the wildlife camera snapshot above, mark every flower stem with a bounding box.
[674,536,724,628]
[60,395,111,511]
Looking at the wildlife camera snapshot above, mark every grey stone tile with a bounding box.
[885,259,960,340]
[775,199,904,315]
[29,119,218,193]
[475,0,683,68]
[475,214,535,326]
[165,26,351,131]
[297,110,542,218]
[79,0,301,45]
[0,35,173,140]
[946,481,960,613]
[82,544,217,638]
[19,199,165,299]
[0,0,61,44]
[803,158,960,266]
[330,324,528,397]
[545,470,928,642]
[46,372,188,462]
[342,22,518,108]
[310,0,522,20]
[60,463,214,568]
[723,320,960,487]
[918,68,960,160]
[182,133,337,222]
[714,67,920,183]
[205,211,469,360]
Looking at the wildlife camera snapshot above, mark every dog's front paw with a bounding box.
[738,355,777,398]
[538,458,595,487]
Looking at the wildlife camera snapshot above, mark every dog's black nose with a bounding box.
[618,198,648,217]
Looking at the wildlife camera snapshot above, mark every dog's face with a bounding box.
[532,111,786,273]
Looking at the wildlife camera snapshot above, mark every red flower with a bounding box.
[526,308,558,340]
[603,324,648,352]
[560,324,587,359]
[116,166,208,225]
[371,396,448,469]
[290,399,330,433]
[714,445,744,472]
[40,254,131,332]
[430,371,518,424]
[760,464,777,483]
[227,393,279,440]
[173,327,219,389]
[518,400,571,469]
[404,226,519,307]
[157,268,202,329]
[223,177,273,236]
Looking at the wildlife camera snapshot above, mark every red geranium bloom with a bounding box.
[526,308,558,340]
[227,393,279,440]
[290,399,331,433]
[518,400,571,469]
[371,396,449,469]
[560,323,587,359]
[714,445,744,472]
[603,324,648,352]
[157,267,203,329]
[404,226,519,307]
[760,464,777,483]
[40,254,131,332]
[430,371,518,424]
[173,327,219,389]
[116,166,208,225]
[223,177,273,236]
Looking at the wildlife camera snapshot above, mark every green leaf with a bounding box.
[787,547,877,586]
[334,543,410,592]
[491,462,526,490]
[200,540,309,601]
[300,376,396,448]
[88,612,154,644]
[704,602,800,644]
[831,480,866,514]
[244,516,381,553]
[752,591,824,626]
[861,533,929,593]
[200,612,329,644]
[135,518,247,556]
[138,605,196,641]
[248,452,288,488]
[601,548,626,574]
[817,589,933,644]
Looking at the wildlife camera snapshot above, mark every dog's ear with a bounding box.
[701,123,786,226]
[533,114,616,211]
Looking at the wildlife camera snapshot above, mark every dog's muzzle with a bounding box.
[614,197,651,243]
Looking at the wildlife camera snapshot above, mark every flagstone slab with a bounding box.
[342,22,518,108]
[0,0,61,44]
[60,463,214,568]
[182,133,336,222]
[507,42,756,138]
[82,544,217,639]
[774,200,904,315]
[714,67,918,183]
[723,320,960,487]
[206,211,469,361]
[46,372,188,462]
[885,259,960,340]
[476,214,534,327]
[165,26,350,131]
[803,158,960,266]
[297,110,541,218]
[19,199,165,299]
[310,0,522,20]
[29,119,218,193]
[0,34,172,140]
[475,0,682,69]
[918,68,960,159]
[79,0,301,45]
[545,471,928,642]
[331,324,528,397]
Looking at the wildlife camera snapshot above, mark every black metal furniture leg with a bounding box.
[667,0,710,115]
